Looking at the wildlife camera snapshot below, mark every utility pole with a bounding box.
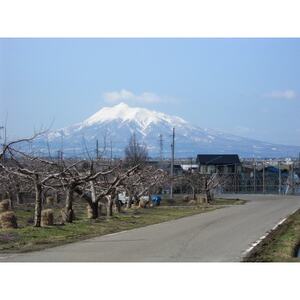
[234,163,237,193]
[96,139,99,160]
[159,134,163,162]
[278,161,282,195]
[0,125,7,161]
[291,162,295,195]
[1,115,7,161]
[262,162,265,194]
[0,126,5,161]
[170,127,175,201]
[253,159,256,193]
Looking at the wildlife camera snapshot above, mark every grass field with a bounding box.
[245,209,300,262]
[0,196,244,254]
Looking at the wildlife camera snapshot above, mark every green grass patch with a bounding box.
[244,209,300,262]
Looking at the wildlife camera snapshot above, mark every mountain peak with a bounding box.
[82,102,187,129]
[114,102,129,108]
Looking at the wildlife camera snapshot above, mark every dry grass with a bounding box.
[0,200,10,212]
[0,211,18,229]
[61,208,75,223]
[183,195,190,202]
[245,209,300,262]
[188,200,197,205]
[41,209,54,226]
[86,205,93,219]
[46,196,55,206]
[139,199,151,208]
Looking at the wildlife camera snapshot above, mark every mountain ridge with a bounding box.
[33,103,300,158]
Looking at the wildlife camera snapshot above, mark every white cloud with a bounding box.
[103,89,162,104]
[264,89,297,100]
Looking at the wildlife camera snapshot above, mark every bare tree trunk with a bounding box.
[114,196,121,213]
[16,192,23,205]
[5,189,14,209]
[34,180,42,227]
[54,190,59,204]
[15,183,23,205]
[98,202,103,216]
[107,196,113,218]
[191,186,196,200]
[41,190,46,206]
[126,190,133,209]
[87,201,99,219]
[89,181,99,219]
[65,188,74,223]
[205,189,212,203]
[133,193,140,206]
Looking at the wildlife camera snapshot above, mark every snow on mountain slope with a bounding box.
[82,102,188,130]
[34,103,300,158]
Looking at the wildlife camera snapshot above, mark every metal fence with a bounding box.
[239,162,300,194]
[173,163,300,195]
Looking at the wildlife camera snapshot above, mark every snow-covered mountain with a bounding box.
[33,102,300,158]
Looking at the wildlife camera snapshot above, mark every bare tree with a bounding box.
[120,166,167,208]
[0,131,167,229]
[124,133,148,166]
[177,171,230,203]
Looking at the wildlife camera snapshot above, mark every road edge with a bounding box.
[242,207,300,262]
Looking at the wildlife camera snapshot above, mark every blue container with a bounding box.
[151,195,161,206]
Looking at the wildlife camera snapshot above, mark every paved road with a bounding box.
[1,194,300,262]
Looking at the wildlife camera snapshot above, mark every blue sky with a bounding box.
[1,38,300,145]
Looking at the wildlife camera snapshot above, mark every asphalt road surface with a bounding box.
[1,194,300,262]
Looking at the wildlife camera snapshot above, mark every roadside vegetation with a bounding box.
[160,194,246,206]
[245,209,300,262]
[0,196,245,253]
